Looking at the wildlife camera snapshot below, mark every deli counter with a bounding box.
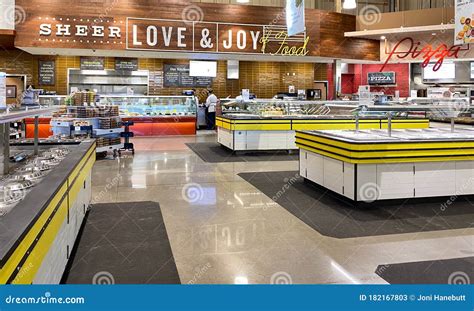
[216,100,430,151]
[33,95,198,137]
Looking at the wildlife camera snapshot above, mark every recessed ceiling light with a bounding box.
[432,33,437,36]
[237,0,250,3]
[380,36,386,40]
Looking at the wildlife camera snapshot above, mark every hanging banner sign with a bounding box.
[286,0,306,37]
[454,0,474,45]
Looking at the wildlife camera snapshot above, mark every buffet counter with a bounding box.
[216,115,430,151]
[296,129,474,202]
[0,140,96,284]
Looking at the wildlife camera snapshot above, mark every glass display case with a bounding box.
[100,96,198,136]
[38,95,67,107]
[100,96,197,117]
[220,99,360,117]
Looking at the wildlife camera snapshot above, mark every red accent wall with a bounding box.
[329,63,410,98]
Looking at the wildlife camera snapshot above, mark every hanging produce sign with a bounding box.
[454,0,474,45]
[368,72,396,85]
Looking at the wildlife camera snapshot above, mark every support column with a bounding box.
[332,59,342,100]
[0,123,10,175]
[335,0,342,13]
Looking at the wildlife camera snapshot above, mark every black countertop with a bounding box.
[0,140,95,267]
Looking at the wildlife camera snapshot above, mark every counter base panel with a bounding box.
[121,117,197,136]
[0,144,95,284]
[218,128,296,151]
[299,149,474,202]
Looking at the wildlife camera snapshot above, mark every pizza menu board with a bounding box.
[38,60,56,86]
[80,57,105,70]
[115,58,139,71]
[163,64,213,88]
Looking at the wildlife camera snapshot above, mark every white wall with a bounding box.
[0,0,16,30]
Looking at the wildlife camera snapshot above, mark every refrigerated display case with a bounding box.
[101,96,197,136]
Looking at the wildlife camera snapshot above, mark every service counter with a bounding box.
[0,140,96,284]
[216,115,430,151]
[296,129,474,202]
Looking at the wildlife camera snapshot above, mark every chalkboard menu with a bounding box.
[115,58,139,71]
[368,72,396,85]
[80,57,105,70]
[164,64,213,87]
[38,60,56,86]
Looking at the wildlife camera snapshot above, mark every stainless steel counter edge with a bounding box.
[0,140,96,267]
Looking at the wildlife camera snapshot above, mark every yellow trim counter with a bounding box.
[216,116,430,151]
[0,141,96,284]
[297,129,474,202]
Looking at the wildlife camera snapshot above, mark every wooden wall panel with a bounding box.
[0,51,316,99]
[14,0,380,61]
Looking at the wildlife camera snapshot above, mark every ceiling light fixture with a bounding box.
[380,36,386,40]
[343,0,357,10]
[236,0,250,3]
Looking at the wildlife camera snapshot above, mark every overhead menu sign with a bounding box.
[115,58,139,71]
[163,64,212,88]
[286,0,305,36]
[38,60,56,86]
[455,0,474,45]
[80,57,105,70]
[368,72,396,85]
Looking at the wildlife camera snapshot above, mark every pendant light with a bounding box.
[343,0,357,10]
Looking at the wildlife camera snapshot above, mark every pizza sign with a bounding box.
[368,72,396,85]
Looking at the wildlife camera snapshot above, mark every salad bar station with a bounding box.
[0,106,95,284]
[216,100,430,151]
[297,128,474,202]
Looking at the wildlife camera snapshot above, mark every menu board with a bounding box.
[164,64,213,87]
[115,58,139,71]
[38,60,56,86]
[80,57,105,70]
[368,72,396,85]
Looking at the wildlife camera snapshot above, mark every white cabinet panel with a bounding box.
[356,164,377,201]
[377,164,414,200]
[307,152,324,185]
[415,162,456,198]
[299,150,307,178]
[456,161,474,195]
[323,157,344,195]
[343,162,355,200]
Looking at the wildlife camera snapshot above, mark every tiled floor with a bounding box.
[90,129,474,285]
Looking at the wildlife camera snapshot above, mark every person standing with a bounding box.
[205,89,218,130]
